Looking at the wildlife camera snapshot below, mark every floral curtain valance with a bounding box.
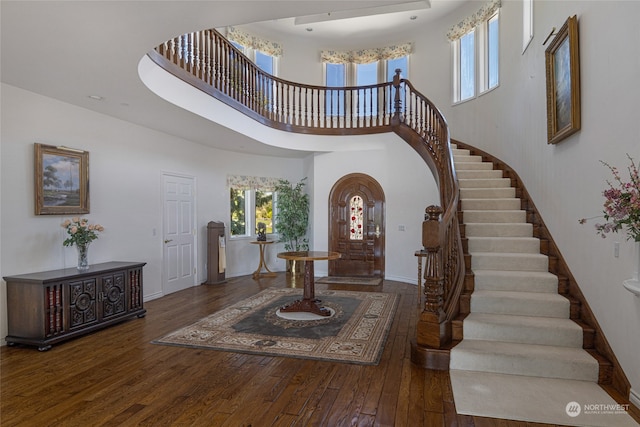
[446,0,501,41]
[321,42,412,64]
[227,175,280,191]
[226,26,283,57]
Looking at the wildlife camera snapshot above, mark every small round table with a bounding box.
[277,251,341,316]
[250,241,277,279]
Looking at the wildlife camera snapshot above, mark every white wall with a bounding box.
[0,83,306,340]
[438,0,640,396]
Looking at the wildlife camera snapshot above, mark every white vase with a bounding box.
[623,241,640,296]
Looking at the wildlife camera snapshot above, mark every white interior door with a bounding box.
[163,173,196,295]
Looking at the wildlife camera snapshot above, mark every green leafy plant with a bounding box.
[274,178,309,251]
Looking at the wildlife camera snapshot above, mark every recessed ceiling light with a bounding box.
[88,95,104,101]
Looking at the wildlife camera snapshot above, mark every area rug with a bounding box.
[315,276,383,286]
[153,288,399,365]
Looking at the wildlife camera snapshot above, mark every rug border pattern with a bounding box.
[152,288,399,365]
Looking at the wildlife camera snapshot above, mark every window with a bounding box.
[325,63,346,116]
[356,61,378,116]
[255,51,274,74]
[449,1,500,103]
[387,56,408,81]
[523,0,533,53]
[230,188,248,236]
[229,188,274,237]
[255,190,273,233]
[455,30,476,102]
[487,14,499,89]
[323,52,410,116]
[228,175,278,238]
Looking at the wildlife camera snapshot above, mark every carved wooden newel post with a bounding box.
[417,205,448,349]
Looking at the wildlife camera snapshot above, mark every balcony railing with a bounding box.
[149,28,464,358]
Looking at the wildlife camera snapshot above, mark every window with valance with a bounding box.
[228,175,279,237]
[449,0,501,103]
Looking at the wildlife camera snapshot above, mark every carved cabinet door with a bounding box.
[329,173,385,277]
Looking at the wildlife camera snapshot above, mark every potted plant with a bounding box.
[274,178,309,273]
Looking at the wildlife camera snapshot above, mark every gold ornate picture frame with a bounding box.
[545,15,580,144]
[34,143,89,215]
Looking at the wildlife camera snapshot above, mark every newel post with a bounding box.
[392,68,403,122]
[416,205,448,349]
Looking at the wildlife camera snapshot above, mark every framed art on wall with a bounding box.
[545,15,580,144]
[34,143,89,215]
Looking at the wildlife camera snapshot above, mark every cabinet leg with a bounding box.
[38,345,52,352]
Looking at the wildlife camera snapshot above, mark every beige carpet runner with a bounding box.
[449,144,638,426]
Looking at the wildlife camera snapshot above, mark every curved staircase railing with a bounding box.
[149,28,464,361]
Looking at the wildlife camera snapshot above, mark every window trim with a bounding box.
[452,10,500,105]
[229,188,277,240]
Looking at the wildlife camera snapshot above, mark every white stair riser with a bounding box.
[468,237,540,253]
[463,316,584,347]
[450,343,599,381]
[473,271,558,293]
[472,253,549,271]
[457,170,504,179]
[465,223,533,237]
[459,178,512,188]
[460,188,516,199]
[454,155,483,163]
[471,292,569,318]
[461,199,521,210]
[456,162,495,171]
[464,210,527,223]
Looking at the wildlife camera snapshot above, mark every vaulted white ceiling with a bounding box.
[1,1,467,157]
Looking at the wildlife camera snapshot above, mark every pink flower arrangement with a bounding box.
[579,155,640,242]
[61,217,104,247]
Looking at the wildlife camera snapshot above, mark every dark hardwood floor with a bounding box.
[1,273,570,426]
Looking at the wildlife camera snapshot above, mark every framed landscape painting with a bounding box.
[34,143,90,215]
[545,15,580,144]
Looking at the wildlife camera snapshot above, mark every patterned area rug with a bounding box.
[153,288,399,365]
[315,276,383,286]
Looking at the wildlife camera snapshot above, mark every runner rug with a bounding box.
[152,288,399,365]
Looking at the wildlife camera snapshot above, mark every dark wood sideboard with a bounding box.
[4,261,146,351]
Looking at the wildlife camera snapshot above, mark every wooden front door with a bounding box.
[329,173,385,277]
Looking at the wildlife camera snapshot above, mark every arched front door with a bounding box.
[329,173,385,277]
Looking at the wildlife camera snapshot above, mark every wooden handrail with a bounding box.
[150,29,464,356]
[153,29,395,135]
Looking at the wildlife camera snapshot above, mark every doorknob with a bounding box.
[375,225,381,238]
[164,239,173,244]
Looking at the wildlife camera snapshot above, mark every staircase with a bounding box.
[449,144,600,382]
[450,148,640,425]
